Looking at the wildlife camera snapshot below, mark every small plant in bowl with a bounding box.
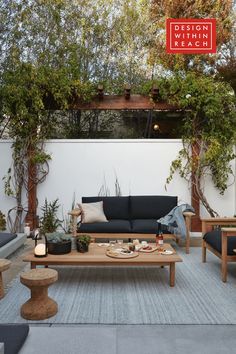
[46,232,72,255]
[76,234,91,253]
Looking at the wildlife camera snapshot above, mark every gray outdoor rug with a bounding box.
[1,247,236,324]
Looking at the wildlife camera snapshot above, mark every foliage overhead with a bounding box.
[150,0,235,72]
[165,72,236,216]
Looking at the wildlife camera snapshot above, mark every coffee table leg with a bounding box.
[169,262,175,287]
[31,263,36,269]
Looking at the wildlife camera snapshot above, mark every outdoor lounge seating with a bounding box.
[72,195,194,253]
[0,233,27,259]
[0,324,29,354]
[202,217,236,282]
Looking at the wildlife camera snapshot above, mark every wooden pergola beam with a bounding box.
[69,94,178,111]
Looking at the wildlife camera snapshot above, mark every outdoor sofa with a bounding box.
[70,195,194,253]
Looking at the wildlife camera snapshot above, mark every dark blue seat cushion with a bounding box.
[79,220,132,233]
[0,324,29,354]
[82,196,130,220]
[0,233,17,248]
[131,219,160,234]
[204,229,236,256]
[130,196,178,219]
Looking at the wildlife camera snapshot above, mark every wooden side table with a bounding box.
[20,268,58,320]
[0,259,11,299]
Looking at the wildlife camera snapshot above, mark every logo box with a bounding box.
[166,18,216,54]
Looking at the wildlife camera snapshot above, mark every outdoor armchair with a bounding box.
[202,217,236,282]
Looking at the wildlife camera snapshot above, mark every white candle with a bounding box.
[24,225,30,236]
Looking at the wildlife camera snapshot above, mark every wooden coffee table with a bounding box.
[23,243,182,287]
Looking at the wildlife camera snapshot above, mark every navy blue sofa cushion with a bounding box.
[204,229,236,256]
[130,196,178,219]
[79,220,132,233]
[82,196,130,220]
[131,219,160,234]
[0,324,29,354]
[0,233,17,248]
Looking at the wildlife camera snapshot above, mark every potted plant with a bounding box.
[76,235,91,253]
[46,232,72,255]
[40,198,62,235]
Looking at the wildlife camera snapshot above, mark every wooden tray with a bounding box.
[106,250,139,259]
[139,246,158,253]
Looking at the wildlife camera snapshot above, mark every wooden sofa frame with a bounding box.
[202,217,236,282]
[69,209,195,254]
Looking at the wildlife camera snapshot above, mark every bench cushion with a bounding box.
[131,219,160,234]
[0,324,29,354]
[204,229,236,256]
[130,196,178,219]
[0,233,17,248]
[82,197,130,220]
[79,220,132,233]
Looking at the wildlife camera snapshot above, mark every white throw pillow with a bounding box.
[79,201,108,223]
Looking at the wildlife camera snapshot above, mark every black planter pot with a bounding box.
[76,242,89,253]
[47,240,72,255]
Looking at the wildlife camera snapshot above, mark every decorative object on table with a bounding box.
[23,223,31,238]
[160,250,174,255]
[0,211,6,231]
[139,246,158,253]
[76,234,91,253]
[46,233,72,255]
[128,243,135,252]
[68,208,81,237]
[106,249,139,259]
[34,232,48,258]
[20,268,58,320]
[40,198,62,235]
[133,239,140,246]
[0,259,11,299]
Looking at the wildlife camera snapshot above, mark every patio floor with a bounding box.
[18,324,236,354]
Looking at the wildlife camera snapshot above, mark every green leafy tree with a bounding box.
[165,72,236,216]
[150,0,235,72]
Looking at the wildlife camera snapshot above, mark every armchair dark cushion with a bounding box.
[131,219,160,234]
[82,196,130,220]
[0,233,17,248]
[0,324,29,354]
[204,229,236,256]
[79,219,132,233]
[130,196,177,219]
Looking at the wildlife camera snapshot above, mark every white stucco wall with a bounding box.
[0,139,235,231]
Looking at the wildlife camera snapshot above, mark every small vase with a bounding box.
[76,242,89,253]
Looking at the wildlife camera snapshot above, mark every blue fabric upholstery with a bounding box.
[79,220,132,233]
[131,219,160,234]
[0,324,29,354]
[0,233,17,248]
[204,229,236,256]
[82,196,130,220]
[130,196,178,219]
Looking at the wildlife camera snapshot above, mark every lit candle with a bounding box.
[34,244,46,257]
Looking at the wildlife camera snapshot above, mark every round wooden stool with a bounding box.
[20,268,58,320]
[0,259,11,299]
